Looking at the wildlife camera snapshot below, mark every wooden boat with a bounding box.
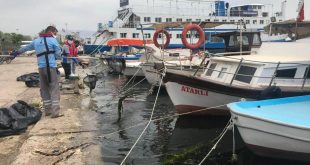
[164,36,310,115]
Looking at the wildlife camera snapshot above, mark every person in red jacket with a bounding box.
[61,35,78,79]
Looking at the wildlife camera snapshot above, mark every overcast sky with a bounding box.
[0,0,309,36]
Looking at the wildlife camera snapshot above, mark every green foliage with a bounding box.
[162,143,210,165]
[0,30,32,53]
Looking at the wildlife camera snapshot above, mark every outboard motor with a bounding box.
[259,86,282,100]
[83,74,98,93]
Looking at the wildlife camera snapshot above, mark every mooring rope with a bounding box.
[198,119,233,165]
[119,77,146,95]
[120,69,165,165]
[121,67,142,90]
[99,104,228,139]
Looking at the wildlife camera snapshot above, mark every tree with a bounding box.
[0,30,33,54]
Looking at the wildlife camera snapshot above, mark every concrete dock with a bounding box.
[0,56,101,164]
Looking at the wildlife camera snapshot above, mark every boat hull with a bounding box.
[141,63,163,86]
[165,81,241,116]
[124,64,145,77]
[164,70,310,116]
[231,111,310,162]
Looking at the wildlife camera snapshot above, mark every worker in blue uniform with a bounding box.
[11,25,63,118]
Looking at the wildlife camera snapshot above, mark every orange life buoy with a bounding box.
[181,24,205,49]
[153,29,170,49]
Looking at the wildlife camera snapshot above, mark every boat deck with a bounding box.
[228,95,310,128]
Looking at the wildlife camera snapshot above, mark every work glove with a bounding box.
[10,50,20,59]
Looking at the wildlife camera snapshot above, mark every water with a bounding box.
[88,75,309,165]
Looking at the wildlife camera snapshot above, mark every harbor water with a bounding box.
[86,75,309,165]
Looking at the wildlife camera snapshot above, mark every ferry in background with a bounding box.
[84,0,287,54]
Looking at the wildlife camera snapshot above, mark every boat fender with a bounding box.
[181,24,205,49]
[153,29,170,49]
[259,86,282,100]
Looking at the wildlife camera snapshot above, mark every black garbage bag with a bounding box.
[0,101,42,137]
[16,72,39,82]
[17,72,40,87]
[0,108,12,129]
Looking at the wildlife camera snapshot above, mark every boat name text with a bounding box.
[181,85,208,96]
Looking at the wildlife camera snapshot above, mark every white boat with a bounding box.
[84,0,287,54]
[228,95,310,162]
[164,37,310,115]
[123,61,144,77]
[141,46,204,86]
[100,38,145,75]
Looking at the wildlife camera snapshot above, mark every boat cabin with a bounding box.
[212,31,262,53]
[202,40,310,90]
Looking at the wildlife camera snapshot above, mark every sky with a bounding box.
[0,0,309,37]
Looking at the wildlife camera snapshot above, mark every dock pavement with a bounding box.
[0,56,101,164]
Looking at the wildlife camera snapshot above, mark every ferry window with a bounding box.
[218,68,227,78]
[253,34,261,46]
[258,6,262,9]
[166,18,172,22]
[176,34,182,38]
[222,19,227,22]
[196,19,201,22]
[120,33,127,38]
[144,33,151,38]
[205,19,210,22]
[252,6,257,9]
[262,12,269,17]
[176,18,182,22]
[230,20,235,23]
[214,19,219,22]
[155,17,162,23]
[276,68,297,78]
[132,33,139,38]
[246,20,250,24]
[186,19,192,22]
[260,20,264,24]
[253,20,257,24]
[235,66,257,84]
[228,36,235,46]
[211,37,223,43]
[304,67,310,78]
[186,34,191,38]
[237,36,249,45]
[144,17,151,22]
[206,63,217,76]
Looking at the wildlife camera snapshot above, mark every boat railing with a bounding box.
[204,58,310,89]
